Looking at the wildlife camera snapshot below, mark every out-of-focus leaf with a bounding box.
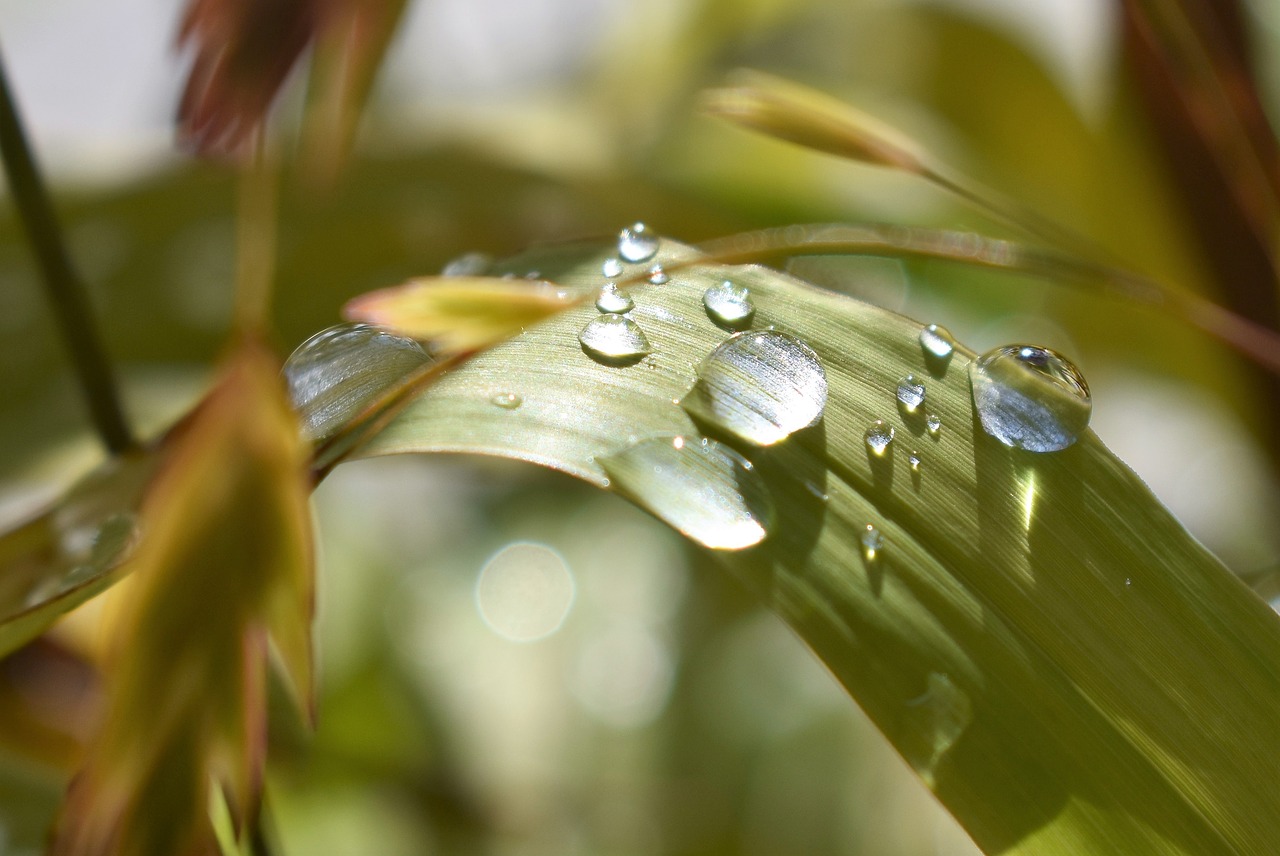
[176,0,320,157]
[51,341,313,856]
[302,0,409,184]
[0,453,156,659]
[343,277,574,355]
[330,238,1280,855]
[702,69,927,173]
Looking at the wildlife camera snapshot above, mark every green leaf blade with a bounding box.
[348,239,1280,854]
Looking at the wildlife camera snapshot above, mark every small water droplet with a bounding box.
[1124,577,1132,588]
[284,323,432,442]
[648,264,669,285]
[441,251,492,276]
[864,420,895,456]
[595,283,634,314]
[908,451,921,472]
[861,524,883,558]
[618,222,659,263]
[702,280,755,329]
[680,331,827,446]
[920,324,955,367]
[491,392,523,410]
[926,414,942,437]
[579,314,652,363]
[970,345,1091,452]
[599,435,774,550]
[602,257,624,278]
[896,374,926,413]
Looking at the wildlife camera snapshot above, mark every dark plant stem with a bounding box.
[0,48,135,455]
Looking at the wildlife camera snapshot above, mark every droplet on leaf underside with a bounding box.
[599,435,774,550]
[284,323,432,442]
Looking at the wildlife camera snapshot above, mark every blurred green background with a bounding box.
[1,0,1278,853]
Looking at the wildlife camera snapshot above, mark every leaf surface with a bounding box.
[342,238,1280,855]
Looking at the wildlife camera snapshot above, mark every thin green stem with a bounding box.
[0,47,134,454]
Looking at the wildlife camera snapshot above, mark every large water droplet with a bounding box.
[579,314,652,363]
[864,420,894,456]
[919,324,955,362]
[599,436,774,550]
[602,257,624,278]
[595,283,634,314]
[896,374,925,413]
[284,323,432,442]
[681,331,827,446]
[491,392,522,410]
[970,345,1091,452]
[618,222,659,263]
[703,280,755,329]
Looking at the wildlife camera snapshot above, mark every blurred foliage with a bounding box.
[1,1,1279,854]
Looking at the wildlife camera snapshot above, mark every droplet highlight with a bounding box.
[284,323,432,442]
[579,314,652,363]
[599,436,774,550]
[970,345,1091,452]
[680,331,827,446]
[618,222,659,263]
[896,374,926,413]
[702,280,755,329]
[864,420,895,456]
[491,392,522,410]
[919,324,955,362]
[595,283,634,314]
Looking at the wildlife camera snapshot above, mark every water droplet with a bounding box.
[970,345,1091,452]
[579,314,652,363]
[908,451,921,472]
[920,324,955,366]
[602,257,624,278]
[595,283,634,314]
[864,420,895,456]
[680,331,827,446]
[1124,577,1132,588]
[648,264,669,285]
[284,323,432,442]
[926,413,942,437]
[599,436,774,550]
[491,392,522,410]
[896,374,926,413]
[618,222,659,263]
[861,524,883,558]
[702,280,755,329]
[441,251,492,276]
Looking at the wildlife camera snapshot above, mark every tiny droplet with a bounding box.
[926,413,942,437]
[702,280,755,329]
[861,524,884,559]
[602,257,624,278]
[579,314,652,363]
[897,374,926,413]
[491,392,523,410]
[595,283,634,314]
[648,264,669,285]
[864,420,895,456]
[908,451,921,472]
[618,223,659,263]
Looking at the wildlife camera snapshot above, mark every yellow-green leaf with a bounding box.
[329,239,1280,855]
[51,341,313,856]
